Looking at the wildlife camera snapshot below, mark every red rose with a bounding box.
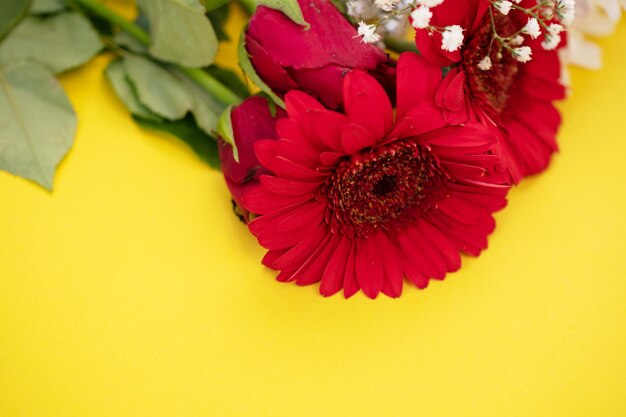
[414,0,565,183]
[218,97,285,222]
[246,0,395,109]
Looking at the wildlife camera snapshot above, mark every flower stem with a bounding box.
[384,37,419,54]
[74,0,150,46]
[236,0,256,15]
[74,0,242,106]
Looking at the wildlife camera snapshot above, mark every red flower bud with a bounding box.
[246,0,395,109]
[218,97,286,222]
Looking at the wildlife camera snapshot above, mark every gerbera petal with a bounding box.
[285,90,325,117]
[343,243,359,298]
[255,140,328,180]
[262,249,286,269]
[343,70,393,139]
[398,225,447,279]
[396,52,443,120]
[320,151,346,166]
[419,220,462,272]
[242,186,311,215]
[320,236,352,297]
[310,110,350,151]
[276,202,326,232]
[259,175,322,197]
[341,122,377,154]
[272,224,328,271]
[402,256,430,289]
[375,232,404,298]
[419,124,495,153]
[436,70,469,125]
[355,237,384,299]
[386,101,447,141]
[295,234,341,286]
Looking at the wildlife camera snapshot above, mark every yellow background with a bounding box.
[1,2,625,416]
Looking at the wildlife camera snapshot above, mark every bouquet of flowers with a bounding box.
[0,0,612,298]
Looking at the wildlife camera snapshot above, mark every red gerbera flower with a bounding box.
[241,53,509,299]
[414,0,565,183]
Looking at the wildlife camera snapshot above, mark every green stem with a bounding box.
[180,67,241,104]
[383,37,419,54]
[236,0,256,15]
[75,0,150,46]
[74,0,242,106]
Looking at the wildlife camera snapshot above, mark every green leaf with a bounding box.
[113,30,147,54]
[121,54,224,135]
[175,69,224,136]
[134,114,220,169]
[237,27,285,108]
[105,58,162,122]
[205,65,249,99]
[0,61,76,190]
[255,0,307,26]
[30,0,65,15]
[0,12,102,75]
[122,54,193,120]
[0,0,31,42]
[216,105,238,161]
[137,0,218,68]
[207,3,230,41]
[201,0,230,13]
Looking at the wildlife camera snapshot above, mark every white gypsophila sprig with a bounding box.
[557,0,576,25]
[441,25,464,51]
[476,0,578,70]
[374,0,399,12]
[410,6,433,29]
[357,20,382,43]
[494,0,513,14]
[415,0,445,7]
[478,55,493,70]
[522,17,541,38]
[512,46,532,62]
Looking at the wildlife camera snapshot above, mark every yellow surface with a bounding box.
[1,2,626,416]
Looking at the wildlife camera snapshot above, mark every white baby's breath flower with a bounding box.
[375,0,398,11]
[441,25,464,51]
[523,17,541,38]
[410,6,433,29]
[346,0,376,19]
[416,0,445,7]
[557,0,576,25]
[357,20,381,44]
[512,46,532,62]
[542,33,562,50]
[509,34,524,46]
[560,0,620,70]
[494,0,513,15]
[477,55,493,71]
[548,23,565,35]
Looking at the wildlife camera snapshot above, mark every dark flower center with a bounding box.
[462,11,520,118]
[324,141,447,237]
